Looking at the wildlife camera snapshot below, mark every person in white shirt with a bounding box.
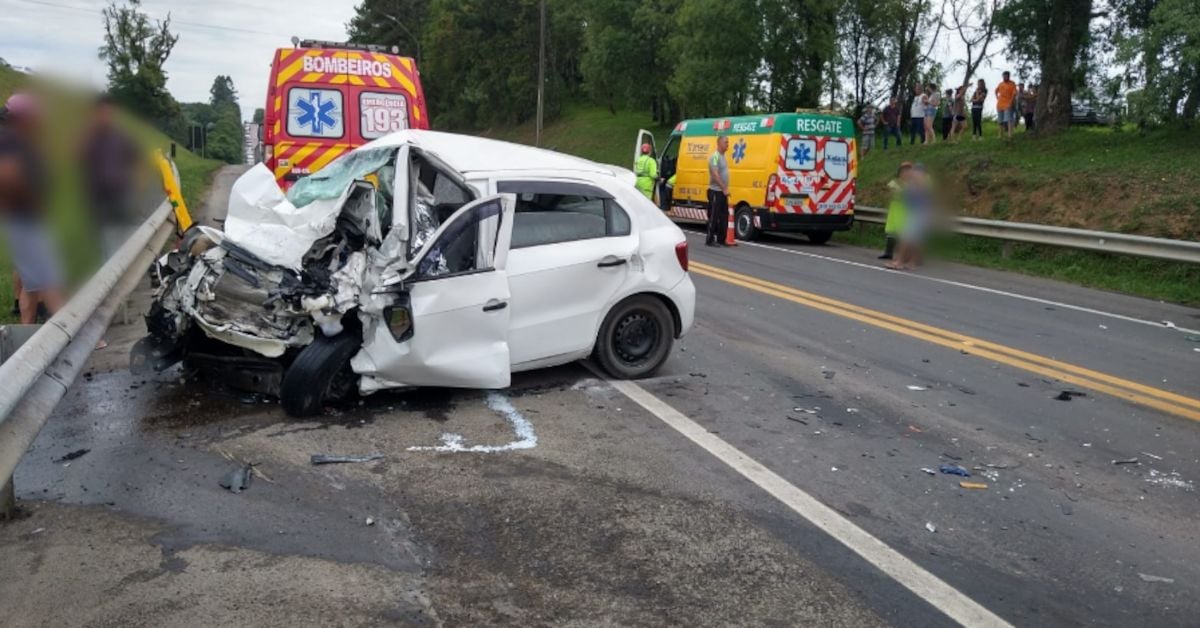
[909,85,925,145]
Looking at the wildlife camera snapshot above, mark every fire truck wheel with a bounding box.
[804,230,833,245]
[734,206,760,241]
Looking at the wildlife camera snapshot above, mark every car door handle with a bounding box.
[482,299,508,313]
[597,256,628,268]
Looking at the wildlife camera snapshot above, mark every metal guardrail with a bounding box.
[0,198,178,517]
[853,206,1200,264]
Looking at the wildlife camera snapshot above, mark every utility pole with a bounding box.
[536,0,545,147]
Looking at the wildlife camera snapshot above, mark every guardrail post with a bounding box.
[1001,242,1014,259]
[1,477,13,520]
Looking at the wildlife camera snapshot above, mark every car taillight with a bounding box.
[675,241,689,272]
[765,174,778,206]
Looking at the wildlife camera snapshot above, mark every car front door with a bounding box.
[495,180,638,368]
[352,194,516,390]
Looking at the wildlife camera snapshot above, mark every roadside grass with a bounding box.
[836,221,1200,305]
[476,105,674,168]
[0,68,222,323]
[856,122,1200,240]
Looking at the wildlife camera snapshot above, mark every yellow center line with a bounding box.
[690,261,1200,422]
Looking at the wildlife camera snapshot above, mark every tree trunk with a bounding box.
[1034,0,1092,135]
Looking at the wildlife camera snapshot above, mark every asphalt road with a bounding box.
[3,181,1197,626]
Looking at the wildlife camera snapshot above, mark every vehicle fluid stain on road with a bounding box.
[407,392,537,453]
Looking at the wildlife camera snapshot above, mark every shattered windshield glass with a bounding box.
[287,147,396,207]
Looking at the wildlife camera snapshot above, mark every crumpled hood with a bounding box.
[223,164,349,271]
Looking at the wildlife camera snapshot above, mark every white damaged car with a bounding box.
[132,131,695,416]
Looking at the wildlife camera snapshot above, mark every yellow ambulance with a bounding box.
[636,112,857,243]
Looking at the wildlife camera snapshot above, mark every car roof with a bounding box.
[364,130,624,177]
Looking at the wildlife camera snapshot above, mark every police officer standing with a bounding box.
[706,136,730,246]
[634,143,657,200]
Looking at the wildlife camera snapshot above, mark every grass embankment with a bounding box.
[0,67,223,322]
[477,106,1200,305]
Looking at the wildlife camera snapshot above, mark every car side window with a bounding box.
[496,182,632,249]
[414,198,503,279]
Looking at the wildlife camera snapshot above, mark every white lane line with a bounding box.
[595,370,1013,628]
[686,231,1200,335]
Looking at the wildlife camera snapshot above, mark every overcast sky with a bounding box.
[3,0,1011,121]
[3,0,356,120]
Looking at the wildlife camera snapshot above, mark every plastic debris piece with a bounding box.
[219,464,254,493]
[310,453,385,465]
[55,449,90,463]
[939,464,971,477]
[1138,573,1174,584]
[785,416,809,425]
[1054,390,1087,401]
[365,517,375,526]
[1112,458,1140,465]
[1162,321,1177,329]
[31,527,45,535]
[925,522,937,533]
[920,467,937,475]
[906,385,927,391]
[908,425,923,433]
[1140,452,1163,461]
[959,481,988,489]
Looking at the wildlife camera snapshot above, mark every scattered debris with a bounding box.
[219,464,254,493]
[1054,390,1087,401]
[941,452,963,461]
[846,407,859,413]
[1140,452,1163,461]
[1138,573,1175,584]
[823,370,836,380]
[920,467,937,475]
[908,425,923,433]
[981,462,1011,469]
[1025,432,1045,443]
[906,385,927,391]
[976,468,1001,482]
[31,527,45,535]
[1145,469,1194,491]
[784,415,809,425]
[925,522,937,533]
[1098,324,1107,330]
[55,449,90,463]
[959,481,988,490]
[939,464,971,477]
[310,453,385,465]
[1112,458,1140,465]
[793,407,819,414]
[1162,321,1177,329]
[365,517,376,526]
[1082,443,1092,447]
[1185,336,1200,343]
[1059,502,1073,515]
[831,466,839,472]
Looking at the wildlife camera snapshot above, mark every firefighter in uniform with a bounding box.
[634,143,657,200]
[706,136,731,246]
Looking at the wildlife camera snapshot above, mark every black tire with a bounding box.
[804,230,833,245]
[280,332,360,417]
[734,205,760,241]
[593,295,674,379]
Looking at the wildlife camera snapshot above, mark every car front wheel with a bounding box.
[280,332,360,417]
[593,295,674,379]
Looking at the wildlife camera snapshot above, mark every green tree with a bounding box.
[99,0,185,140]
[762,0,837,110]
[347,0,430,61]
[666,0,760,117]
[995,0,1095,135]
[252,108,265,124]
[581,0,680,122]
[1112,0,1200,125]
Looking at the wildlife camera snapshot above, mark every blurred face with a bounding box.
[1003,72,1011,81]
[889,98,896,106]
[95,103,116,126]
[716,136,729,153]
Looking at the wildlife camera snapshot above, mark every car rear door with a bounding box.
[352,194,516,390]
[495,180,638,367]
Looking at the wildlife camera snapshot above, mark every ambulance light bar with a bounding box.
[297,39,403,55]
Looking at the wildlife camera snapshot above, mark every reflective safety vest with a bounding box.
[634,154,657,199]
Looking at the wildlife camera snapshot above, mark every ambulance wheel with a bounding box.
[734,206,760,241]
[280,332,360,417]
[805,230,833,245]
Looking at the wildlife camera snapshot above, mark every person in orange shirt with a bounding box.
[995,71,1018,139]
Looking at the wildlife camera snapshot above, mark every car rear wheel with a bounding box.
[734,206,760,241]
[804,230,833,245]
[280,332,360,417]
[593,295,674,379]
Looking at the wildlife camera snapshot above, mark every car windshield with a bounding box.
[287,147,395,207]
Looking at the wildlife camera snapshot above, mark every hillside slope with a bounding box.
[472,105,1199,241]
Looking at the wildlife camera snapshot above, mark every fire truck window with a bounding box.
[286,87,345,139]
[359,92,409,139]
